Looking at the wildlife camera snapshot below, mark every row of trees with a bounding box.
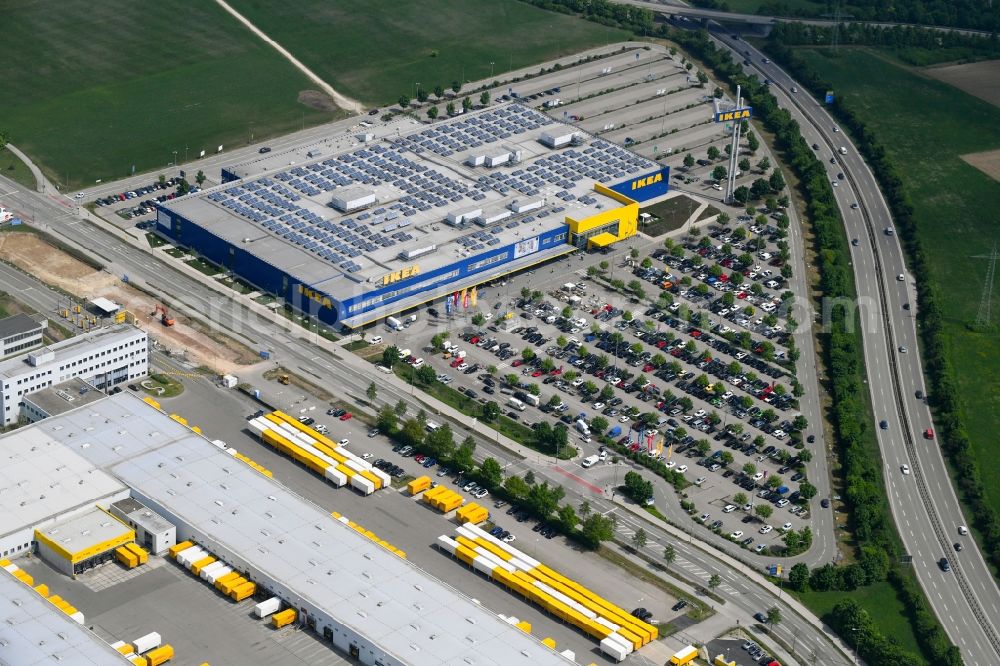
[667,26,959,666]
[376,401,619,548]
[766,31,1000,585]
[690,0,999,32]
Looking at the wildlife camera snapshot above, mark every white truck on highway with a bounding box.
[839,146,848,155]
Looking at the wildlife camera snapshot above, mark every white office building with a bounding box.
[0,324,148,426]
[0,313,46,358]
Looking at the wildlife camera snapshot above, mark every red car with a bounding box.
[512,359,523,367]
[550,367,563,375]
[924,428,934,439]
[414,454,426,463]
[643,364,654,373]
[737,291,748,299]
[655,340,667,348]
[531,370,543,377]
[470,336,479,344]
[450,358,462,367]
[339,412,353,421]
[690,329,702,338]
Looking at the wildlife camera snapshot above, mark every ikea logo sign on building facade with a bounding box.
[608,167,670,203]
[714,107,753,123]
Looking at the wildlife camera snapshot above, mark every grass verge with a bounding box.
[0,149,36,190]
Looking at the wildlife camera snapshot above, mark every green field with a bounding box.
[1,0,343,190]
[226,0,628,104]
[0,149,36,189]
[796,48,1000,506]
[796,581,926,662]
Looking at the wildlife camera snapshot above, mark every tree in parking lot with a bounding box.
[753,435,766,448]
[746,131,759,153]
[528,383,540,396]
[708,410,722,426]
[623,471,654,504]
[663,544,676,565]
[426,106,439,120]
[446,101,456,116]
[504,475,529,502]
[452,80,462,93]
[195,170,206,187]
[777,194,790,208]
[504,373,519,387]
[650,354,666,368]
[486,364,498,376]
[711,165,727,182]
[383,345,401,368]
[528,481,564,519]
[640,257,653,269]
[472,312,486,326]
[398,94,411,108]
[600,384,615,401]
[798,449,812,464]
[733,185,749,203]
[799,482,817,500]
[792,415,808,431]
[581,514,615,547]
[738,157,751,173]
[582,381,598,395]
[558,504,579,532]
[158,173,166,187]
[720,451,733,465]
[755,504,772,520]
[769,169,785,192]
[683,153,695,169]
[401,418,425,447]
[482,400,501,422]
[599,260,610,271]
[394,399,408,417]
[743,462,757,476]
[453,436,476,472]
[521,347,535,361]
[733,492,748,506]
[366,382,378,403]
[780,265,793,279]
[707,146,721,161]
[629,343,643,356]
[767,476,783,489]
[756,156,771,172]
[462,96,473,112]
[480,91,491,106]
[433,84,445,99]
[426,424,456,460]
[789,563,810,591]
[728,423,744,436]
[632,528,648,550]
[694,373,710,389]
[479,457,503,489]
[416,365,436,385]
[696,439,711,456]
[750,178,770,200]
[762,408,777,422]
[377,405,398,434]
[416,87,429,103]
[524,470,536,485]
[520,286,531,299]
[679,397,694,412]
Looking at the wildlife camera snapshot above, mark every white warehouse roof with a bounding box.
[20,393,573,666]
[0,572,124,665]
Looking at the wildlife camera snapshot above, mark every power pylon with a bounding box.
[974,243,998,328]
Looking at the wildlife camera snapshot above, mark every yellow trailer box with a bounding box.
[146,644,174,666]
[116,546,139,569]
[190,556,216,575]
[130,656,148,666]
[214,572,240,590]
[168,541,193,558]
[230,581,256,601]
[407,476,431,495]
[125,542,149,564]
[272,608,297,629]
[219,576,247,595]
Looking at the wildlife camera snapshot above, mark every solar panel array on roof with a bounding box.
[394,105,553,159]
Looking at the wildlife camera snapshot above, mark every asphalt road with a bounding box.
[710,31,1000,664]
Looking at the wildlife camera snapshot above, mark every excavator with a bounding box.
[153,304,175,327]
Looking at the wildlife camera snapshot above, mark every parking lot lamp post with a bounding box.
[172,150,177,167]
[490,61,495,79]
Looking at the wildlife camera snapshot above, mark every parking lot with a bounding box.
[151,372,682,664]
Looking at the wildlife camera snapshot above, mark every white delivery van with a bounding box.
[581,455,600,468]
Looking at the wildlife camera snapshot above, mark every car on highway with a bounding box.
[851,238,859,246]
[851,202,859,209]
[955,542,963,552]
[939,558,951,572]
[879,420,888,430]
[837,172,845,180]
[368,108,379,115]
[753,612,767,623]
[901,464,910,475]
[258,146,271,154]
[896,273,905,281]
[959,525,969,536]
[820,498,830,508]
[898,346,907,353]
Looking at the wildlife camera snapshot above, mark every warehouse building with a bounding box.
[0,571,124,665]
[34,506,135,577]
[157,103,669,329]
[0,312,46,359]
[0,392,575,665]
[0,323,148,426]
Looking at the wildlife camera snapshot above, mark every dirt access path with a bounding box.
[213,0,364,115]
[0,231,259,373]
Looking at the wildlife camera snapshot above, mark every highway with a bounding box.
[0,173,858,665]
[707,31,1000,664]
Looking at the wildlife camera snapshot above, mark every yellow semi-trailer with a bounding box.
[125,542,149,564]
[115,546,139,569]
[669,645,698,665]
[145,644,174,666]
[272,608,297,629]
[230,581,256,601]
[219,576,247,596]
[168,541,194,558]
[213,572,240,590]
[190,556,216,576]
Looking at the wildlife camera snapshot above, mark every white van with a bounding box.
[581,455,600,468]
[369,335,383,344]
